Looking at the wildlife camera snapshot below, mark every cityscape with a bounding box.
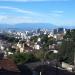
[0,0,75,75]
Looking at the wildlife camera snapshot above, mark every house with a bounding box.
[23,44,33,53]
[56,34,64,41]
[61,62,74,72]
[0,58,20,75]
[49,44,57,50]
[34,43,40,50]
[17,42,33,53]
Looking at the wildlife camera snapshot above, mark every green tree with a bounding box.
[8,53,38,64]
[58,29,75,64]
[30,36,38,42]
[46,51,57,61]
[34,50,45,61]
[59,40,74,64]
[41,35,56,50]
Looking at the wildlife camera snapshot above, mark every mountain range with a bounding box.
[0,23,58,30]
[0,23,75,31]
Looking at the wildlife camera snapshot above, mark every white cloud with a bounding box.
[0,15,50,24]
[52,10,64,14]
[0,0,46,2]
[0,0,70,2]
[0,12,74,26]
[0,6,73,26]
[0,6,44,17]
[48,10,64,17]
[0,6,50,24]
[0,6,33,14]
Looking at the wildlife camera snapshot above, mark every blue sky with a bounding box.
[0,0,75,26]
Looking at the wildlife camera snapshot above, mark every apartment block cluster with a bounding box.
[0,28,68,56]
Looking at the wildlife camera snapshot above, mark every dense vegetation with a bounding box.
[0,33,19,43]
[7,29,75,65]
[8,52,39,64]
[58,29,75,64]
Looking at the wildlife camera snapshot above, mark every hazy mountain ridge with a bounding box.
[62,25,75,29]
[0,23,58,30]
[0,23,74,30]
[14,23,58,30]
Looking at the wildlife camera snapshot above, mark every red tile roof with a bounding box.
[0,58,20,72]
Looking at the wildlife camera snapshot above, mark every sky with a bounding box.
[0,0,75,26]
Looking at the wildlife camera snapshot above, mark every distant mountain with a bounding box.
[0,23,75,31]
[62,25,75,29]
[0,23,58,30]
[14,23,58,30]
[0,24,9,29]
[0,24,14,29]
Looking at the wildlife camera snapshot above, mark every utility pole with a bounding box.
[74,49,75,70]
[40,72,42,75]
[72,48,75,72]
